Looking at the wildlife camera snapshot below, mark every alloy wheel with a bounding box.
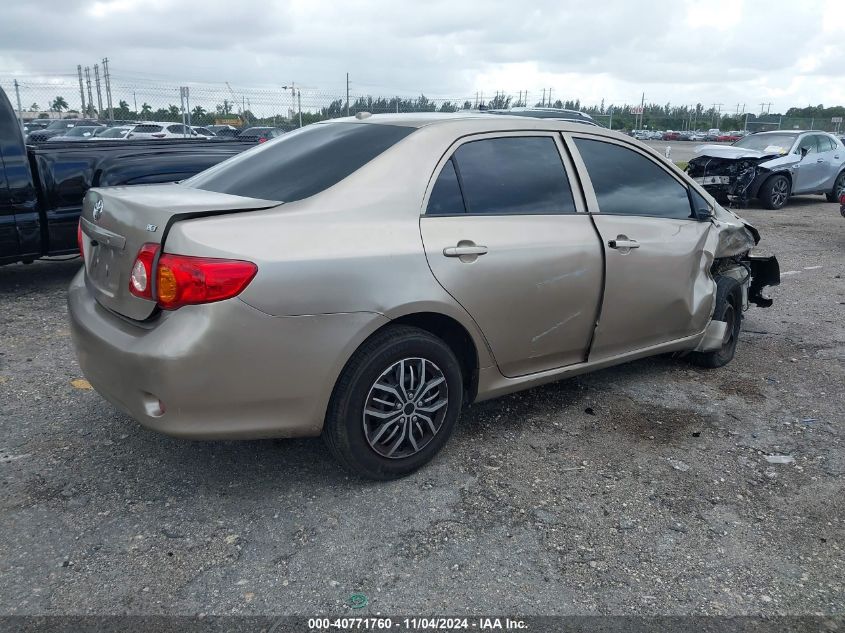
[362,357,449,459]
[771,178,788,208]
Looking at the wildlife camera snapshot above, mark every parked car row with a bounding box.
[22,118,288,144]
[629,129,749,142]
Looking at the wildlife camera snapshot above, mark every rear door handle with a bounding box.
[443,244,488,257]
[608,239,640,250]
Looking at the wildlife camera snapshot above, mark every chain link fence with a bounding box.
[3,74,844,135]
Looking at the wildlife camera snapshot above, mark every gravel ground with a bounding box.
[0,197,843,616]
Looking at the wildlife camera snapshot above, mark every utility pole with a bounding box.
[283,84,302,127]
[346,73,350,117]
[179,86,191,137]
[608,106,613,130]
[542,88,546,107]
[711,103,723,127]
[548,88,553,106]
[133,91,137,115]
[638,92,645,130]
[94,64,103,120]
[102,57,114,122]
[77,65,86,115]
[84,67,94,117]
[13,80,23,122]
[759,102,772,115]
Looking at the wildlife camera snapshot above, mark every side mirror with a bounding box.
[695,205,713,220]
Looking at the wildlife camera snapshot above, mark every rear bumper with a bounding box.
[68,269,388,439]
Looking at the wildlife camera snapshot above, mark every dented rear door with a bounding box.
[420,133,603,378]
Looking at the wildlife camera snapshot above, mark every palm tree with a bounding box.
[191,105,206,119]
[51,96,69,112]
[29,103,39,111]
[140,103,152,120]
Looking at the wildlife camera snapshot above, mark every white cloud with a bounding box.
[1,0,843,113]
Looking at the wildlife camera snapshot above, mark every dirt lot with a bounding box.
[0,197,843,616]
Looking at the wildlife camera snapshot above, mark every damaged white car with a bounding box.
[687,130,845,209]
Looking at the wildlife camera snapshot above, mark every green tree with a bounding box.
[51,96,68,112]
[113,100,132,119]
[140,103,152,119]
[29,102,39,111]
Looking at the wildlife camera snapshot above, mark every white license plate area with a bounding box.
[695,176,730,185]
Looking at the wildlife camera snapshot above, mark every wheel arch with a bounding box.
[333,309,486,406]
[388,312,481,403]
[760,169,792,190]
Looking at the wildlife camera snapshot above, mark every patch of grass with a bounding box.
[674,161,688,170]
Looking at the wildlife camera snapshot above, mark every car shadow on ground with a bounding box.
[728,194,834,211]
[0,258,81,296]
[84,353,689,497]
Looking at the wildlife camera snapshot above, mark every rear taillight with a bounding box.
[840,193,845,205]
[258,137,267,143]
[129,243,159,300]
[128,243,257,310]
[77,219,84,256]
[156,253,257,310]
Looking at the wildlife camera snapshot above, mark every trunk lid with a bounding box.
[80,182,278,320]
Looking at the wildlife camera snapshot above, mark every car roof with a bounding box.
[319,112,618,136]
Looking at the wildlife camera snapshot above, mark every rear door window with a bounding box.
[134,124,163,133]
[816,135,836,152]
[574,138,694,220]
[426,158,465,215]
[185,122,416,202]
[446,136,576,215]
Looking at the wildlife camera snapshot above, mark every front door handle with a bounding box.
[608,238,640,250]
[443,243,488,257]
[816,158,825,163]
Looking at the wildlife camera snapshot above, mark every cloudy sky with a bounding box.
[1,0,843,114]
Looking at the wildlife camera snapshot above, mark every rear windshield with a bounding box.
[134,124,163,133]
[185,122,416,202]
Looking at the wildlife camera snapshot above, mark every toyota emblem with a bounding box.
[93,199,104,222]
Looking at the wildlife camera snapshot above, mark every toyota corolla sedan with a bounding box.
[69,113,780,479]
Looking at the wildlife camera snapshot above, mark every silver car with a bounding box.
[688,130,845,209]
[69,113,780,479]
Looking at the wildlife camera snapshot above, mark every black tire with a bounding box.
[690,276,743,369]
[323,325,463,480]
[825,171,845,202]
[759,174,790,210]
